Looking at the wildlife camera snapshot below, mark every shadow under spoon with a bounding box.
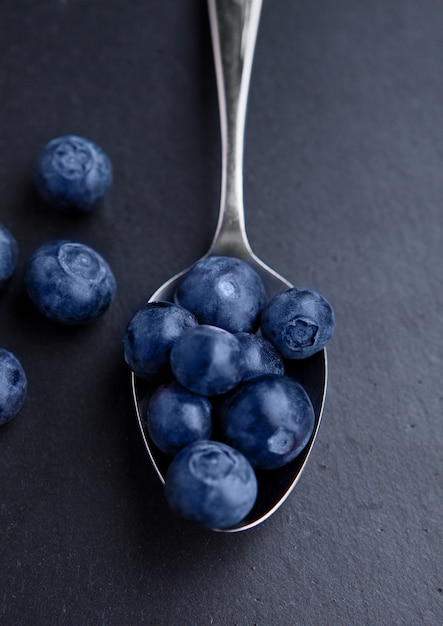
[131,0,328,532]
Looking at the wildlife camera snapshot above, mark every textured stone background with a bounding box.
[0,1,441,624]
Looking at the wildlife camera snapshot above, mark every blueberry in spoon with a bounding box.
[128,0,330,532]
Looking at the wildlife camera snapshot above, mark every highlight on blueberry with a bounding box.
[164,440,258,529]
[175,255,267,333]
[0,223,18,288]
[123,302,198,380]
[147,381,212,456]
[260,287,335,359]
[219,374,315,470]
[24,239,116,325]
[170,324,244,396]
[34,134,112,212]
[0,348,27,425]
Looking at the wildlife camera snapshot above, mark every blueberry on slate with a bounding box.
[219,374,315,470]
[261,287,335,359]
[170,325,244,396]
[123,302,198,380]
[175,255,267,333]
[0,349,27,425]
[0,224,18,288]
[147,380,212,456]
[24,240,116,325]
[235,332,284,381]
[34,135,112,212]
[164,440,257,529]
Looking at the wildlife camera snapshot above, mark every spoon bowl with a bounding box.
[131,0,328,532]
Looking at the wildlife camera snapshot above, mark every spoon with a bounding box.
[131,0,328,532]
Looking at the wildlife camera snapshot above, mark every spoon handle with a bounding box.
[208,0,263,257]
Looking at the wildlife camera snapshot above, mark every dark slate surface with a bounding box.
[0,1,441,624]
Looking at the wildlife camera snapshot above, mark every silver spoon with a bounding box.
[131,0,328,532]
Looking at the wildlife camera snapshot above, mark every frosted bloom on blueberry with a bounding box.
[260,287,335,359]
[175,255,267,333]
[170,325,244,396]
[165,440,257,529]
[0,349,27,425]
[219,374,315,470]
[34,135,112,212]
[24,240,116,325]
[235,332,284,381]
[123,302,198,379]
[147,381,212,456]
[0,224,18,288]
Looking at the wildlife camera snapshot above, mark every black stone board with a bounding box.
[0,1,441,624]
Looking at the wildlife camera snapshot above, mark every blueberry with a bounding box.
[147,381,212,455]
[123,302,198,379]
[24,240,116,325]
[0,349,27,425]
[260,287,335,359]
[170,325,244,396]
[164,440,257,529]
[34,135,112,212]
[219,374,315,470]
[235,332,284,381]
[175,255,267,333]
[0,224,18,288]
